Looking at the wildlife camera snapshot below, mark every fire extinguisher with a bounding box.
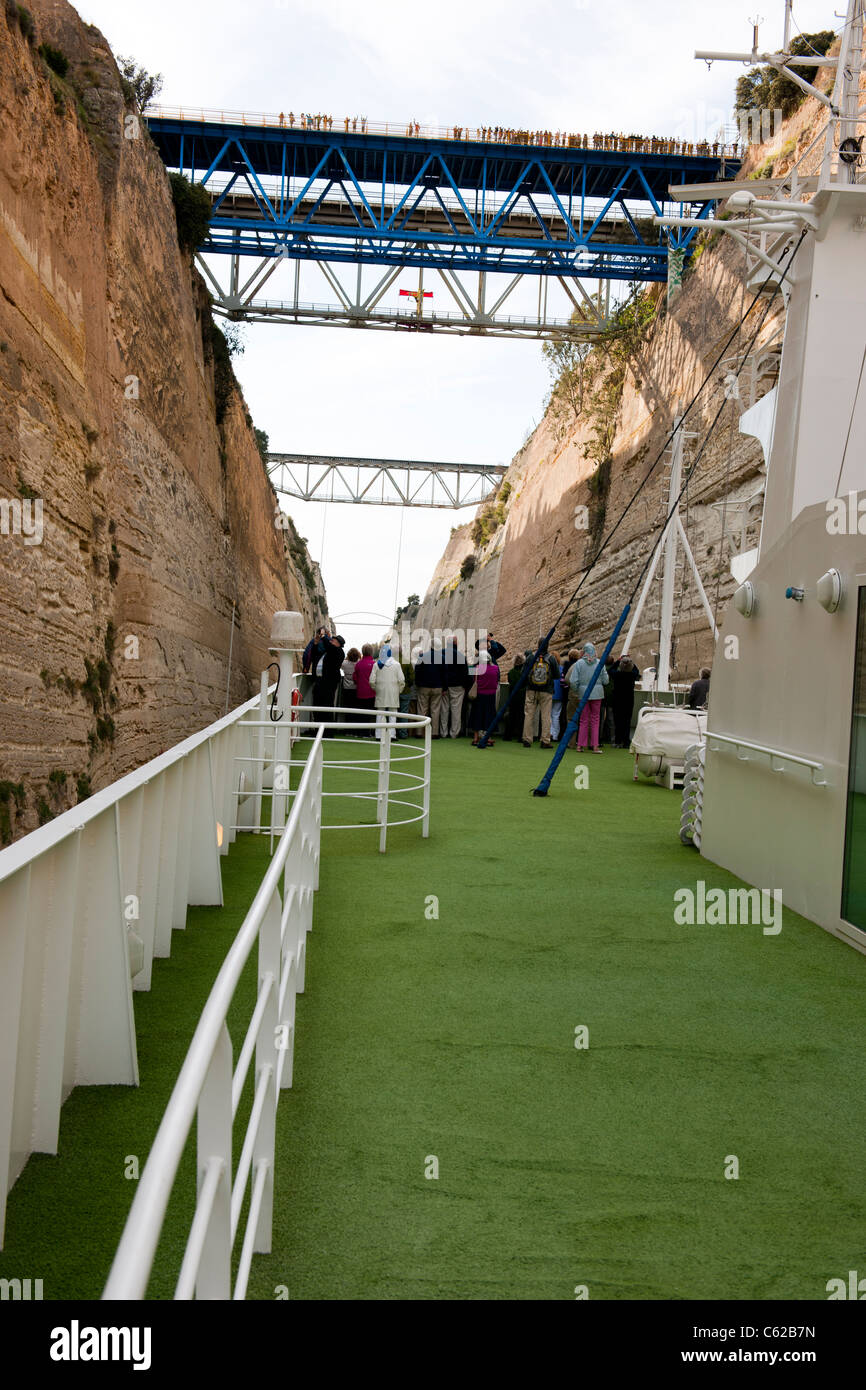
[291,687,300,722]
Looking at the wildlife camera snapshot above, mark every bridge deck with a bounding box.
[148,114,740,284]
[149,115,738,200]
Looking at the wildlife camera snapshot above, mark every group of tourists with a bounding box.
[278,113,369,133]
[499,645,641,753]
[300,627,710,747]
[444,129,734,156]
[302,629,393,737]
[272,111,736,157]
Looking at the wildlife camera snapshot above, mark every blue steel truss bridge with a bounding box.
[268,453,507,508]
[148,109,740,341]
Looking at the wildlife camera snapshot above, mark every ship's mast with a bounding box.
[654,1,865,553]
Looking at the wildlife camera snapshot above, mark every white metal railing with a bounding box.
[102,709,431,1298]
[240,704,431,854]
[103,731,324,1300]
[707,731,828,786]
[242,300,588,332]
[0,686,431,1265]
[0,687,269,1248]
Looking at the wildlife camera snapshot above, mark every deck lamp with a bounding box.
[816,568,843,613]
[732,580,756,617]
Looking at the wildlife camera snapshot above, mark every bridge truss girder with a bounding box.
[268,454,507,508]
[148,118,729,339]
[201,254,614,339]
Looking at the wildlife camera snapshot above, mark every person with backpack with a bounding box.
[521,646,559,748]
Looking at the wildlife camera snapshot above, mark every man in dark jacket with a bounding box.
[504,655,527,741]
[476,635,506,664]
[439,638,471,738]
[414,642,447,737]
[303,626,329,674]
[688,667,711,710]
[610,655,640,747]
[313,635,344,732]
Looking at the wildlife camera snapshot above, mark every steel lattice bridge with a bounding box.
[148,109,740,341]
[268,452,506,508]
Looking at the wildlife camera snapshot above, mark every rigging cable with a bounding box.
[712,211,751,630]
[833,333,866,495]
[478,226,808,753]
[527,227,809,791]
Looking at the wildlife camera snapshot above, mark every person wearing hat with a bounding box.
[565,642,609,752]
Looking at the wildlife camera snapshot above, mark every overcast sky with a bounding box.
[78,0,836,646]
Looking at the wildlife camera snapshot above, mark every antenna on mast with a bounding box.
[750,14,765,59]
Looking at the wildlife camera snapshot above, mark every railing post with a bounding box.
[254,672,267,832]
[312,738,322,889]
[377,721,392,854]
[194,1022,232,1299]
[253,894,279,1251]
[422,717,432,839]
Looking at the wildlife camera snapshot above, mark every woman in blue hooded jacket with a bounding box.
[566,642,609,752]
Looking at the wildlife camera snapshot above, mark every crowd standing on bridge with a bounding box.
[273,109,737,157]
[278,112,369,133]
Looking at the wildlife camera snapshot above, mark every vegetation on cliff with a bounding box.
[735,30,835,121]
[169,172,212,255]
[116,54,163,112]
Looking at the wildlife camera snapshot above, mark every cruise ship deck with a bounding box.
[1,739,863,1301]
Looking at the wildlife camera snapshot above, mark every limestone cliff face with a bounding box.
[417,246,782,674]
[415,87,845,675]
[0,0,326,840]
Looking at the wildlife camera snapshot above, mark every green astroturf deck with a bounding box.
[1,738,865,1300]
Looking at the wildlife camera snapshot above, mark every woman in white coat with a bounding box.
[369,646,405,740]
